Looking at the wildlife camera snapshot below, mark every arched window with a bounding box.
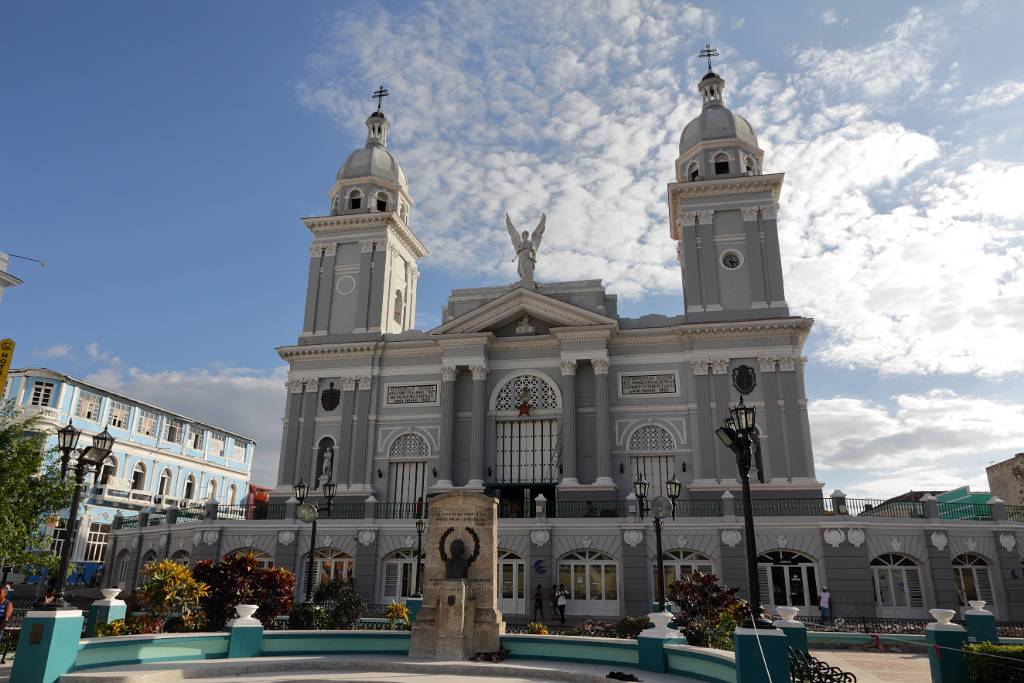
[382,548,420,601]
[498,549,525,613]
[871,554,924,608]
[757,550,819,609]
[97,456,118,487]
[170,549,190,566]
[655,549,714,597]
[558,550,618,615]
[714,153,730,175]
[140,550,158,570]
[393,289,404,324]
[157,468,173,497]
[348,189,362,210]
[493,373,562,484]
[744,156,755,174]
[494,373,561,412]
[227,548,274,569]
[376,192,389,212]
[629,425,675,497]
[115,549,132,586]
[130,463,147,491]
[305,548,354,590]
[227,483,238,505]
[387,434,429,517]
[953,554,994,606]
[182,474,196,501]
[687,161,699,182]
[206,478,218,501]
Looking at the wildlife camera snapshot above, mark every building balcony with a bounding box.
[18,405,60,422]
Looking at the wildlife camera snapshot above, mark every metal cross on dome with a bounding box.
[698,43,719,72]
[372,85,390,111]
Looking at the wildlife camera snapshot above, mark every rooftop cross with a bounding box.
[372,85,390,111]
[698,43,719,72]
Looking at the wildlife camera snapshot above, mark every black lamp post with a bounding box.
[634,475,681,612]
[414,515,425,596]
[294,478,335,604]
[51,420,115,609]
[715,396,772,629]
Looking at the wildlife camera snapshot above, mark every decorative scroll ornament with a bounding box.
[965,539,977,552]
[676,537,689,549]
[321,536,333,548]
[731,365,757,395]
[530,528,550,547]
[721,529,742,547]
[404,535,415,548]
[357,529,376,546]
[930,531,948,551]
[580,537,593,549]
[278,530,295,546]
[192,530,203,545]
[623,529,644,547]
[1000,533,1017,552]
[202,529,220,546]
[242,536,255,548]
[823,529,845,548]
[776,536,789,548]
[889,538,903,552]
[847,528,866,548]
[788,646,857,682]
[321,382,340,411]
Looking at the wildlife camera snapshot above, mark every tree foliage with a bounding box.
[667,573,746,650]
[312,577,366,629]
[192,553,295,630]
[138,559,208,630]
[0,402,73,565]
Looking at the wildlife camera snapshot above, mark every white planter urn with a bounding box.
[967,600,987,612]
[100,588,121,601]
[775,606,800,624]
[929,609,957,625]
[228,604,261,627]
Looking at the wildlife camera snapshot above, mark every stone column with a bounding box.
[710,360,731,483]
[337,377,357,486]
[277,379,305,487]
[314,242,337,334]
[692,361,718,482]
[468,366,488,489]
[697,210,720,311]
[592,359,613,485]
[351,376,372,489]
[759,204,787,308]
[559,361,579,486]
[434,366,458,489]
[366,242,388,332]
[741,206,768,308]
[758,358,784,482]
[292,379,319,489]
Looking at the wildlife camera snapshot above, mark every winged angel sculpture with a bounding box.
[506,213,546,288]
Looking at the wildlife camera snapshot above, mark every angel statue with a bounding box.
[506,212,546,288]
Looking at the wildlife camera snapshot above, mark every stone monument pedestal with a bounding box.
[410,491,504,659]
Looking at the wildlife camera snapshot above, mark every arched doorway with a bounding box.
[558,549,619,616]
[170,549,191,566]
[871,553,926,617]
[954,553,994,609]
[301,548,355,597]
[497,549,525,615]
[382,549,420,603]
[757,550,820,613]
[654,549,714,598]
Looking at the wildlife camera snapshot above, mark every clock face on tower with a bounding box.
[721,251,742,269]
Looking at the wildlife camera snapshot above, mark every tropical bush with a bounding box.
[138,559,208,630]
[614,616,651,639]
[385,601,410,630]
[95,614,164,637]
[193,553,295,630]
[312,577,366,629]
[526,622,549,635]
[667,572,746,650]
[964,642,1024,682]
[288,603,328,630]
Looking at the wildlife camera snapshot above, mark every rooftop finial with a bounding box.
[372,85,390,112]
[698,43,719,72]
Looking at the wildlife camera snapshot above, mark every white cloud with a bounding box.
[86,342,121,366]
[809,391,1023,498]
[83,364,287,486]
[960,79,1024,111]
[820,9,842,26]
[33,344,72,358]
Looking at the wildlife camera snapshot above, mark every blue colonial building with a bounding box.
[3,368,254,578]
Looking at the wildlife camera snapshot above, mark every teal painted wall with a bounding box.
[11,612,85,683]
[74,634,230,670]
[260,630,411,656]
[664,645,737,683]
[501,634,638,666]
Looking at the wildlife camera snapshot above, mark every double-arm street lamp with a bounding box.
[714,396,773,629]
[53,420,115,609]
[634,474,682,612]
[294,478,336,604]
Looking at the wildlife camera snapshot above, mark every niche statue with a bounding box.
[439,527,481,579]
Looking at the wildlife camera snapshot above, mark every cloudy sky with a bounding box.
[3,1,1023,497]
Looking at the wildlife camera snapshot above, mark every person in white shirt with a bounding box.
[818,587,832,619]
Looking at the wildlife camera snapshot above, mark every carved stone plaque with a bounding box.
[386,383,439,405]
[620,373,678,396]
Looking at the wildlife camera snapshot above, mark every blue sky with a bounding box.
[3,1,1023,493]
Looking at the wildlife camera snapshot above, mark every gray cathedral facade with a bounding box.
[108,69,1024,622]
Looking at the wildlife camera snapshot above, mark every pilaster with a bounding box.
[352,376,372,488]
[299,378,320,486]
[558,361,578,486]
[277,379,305,486]
[314,242,337,334]
[697,210,720,311]
[335,377,356,486]
[741,206,768,308]
[468,366,488,489]
[592,359,613,485]
[434,366,458,489]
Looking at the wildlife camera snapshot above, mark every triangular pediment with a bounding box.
[431,286,617,335]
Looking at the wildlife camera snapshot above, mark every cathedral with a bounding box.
[107,66,1024,622]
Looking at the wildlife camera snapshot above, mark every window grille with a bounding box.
[628,425,674,451]
[495,418,559,483]
[137,410,158,437]
[494,374,559,411]
[390,434,429,458]
[75,391,102,421]
[108,401,130,429]
[164,419,184,444]
[84,522,111,563]
[30,381,55,406]
[631,455,673,497]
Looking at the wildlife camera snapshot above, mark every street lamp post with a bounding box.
[294,478,336,604]
[51,420,115,609]
[634,475,681,612]
[414,515,425,597]
[715,396,773,629]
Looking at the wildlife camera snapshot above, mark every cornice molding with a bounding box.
[302,213,428,258]
[432,286,617,335]
[667,173,785,240]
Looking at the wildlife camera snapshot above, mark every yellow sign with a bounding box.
[0,338,14,395]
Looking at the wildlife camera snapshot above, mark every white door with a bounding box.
[498,558,525,615]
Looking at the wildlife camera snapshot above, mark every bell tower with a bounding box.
[668,63,789,323]
[299,94,427,339]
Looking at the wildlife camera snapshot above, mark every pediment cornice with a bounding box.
[431,287,618,335]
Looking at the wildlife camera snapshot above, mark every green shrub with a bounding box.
[667,572,745,650]
[288,603,328,630]
[95,614,164,637]
[312,577,366,629]
[615,616,650,639]
[193,553,295,630]
[964,642,1024,682]
[526,622,549,635]
[384,601,410,630]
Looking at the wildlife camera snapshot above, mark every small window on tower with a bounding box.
[687,162,699,182]
[714,154,729,175]
[349,190,362,210]
[376,192,388,211]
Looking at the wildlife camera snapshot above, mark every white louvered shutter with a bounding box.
[384,562,399,598]
[977,568,995,605]
[906,568,924,608]
[757,566,771,604]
